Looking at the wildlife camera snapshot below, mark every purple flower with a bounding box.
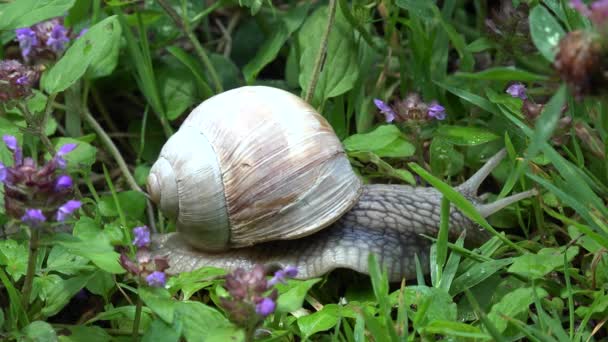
[54,175,73,192]
[268,265,298,286]
[146,271,167,287]
[506,83,527,100]
[16,75,29,85]
[591,0,608,26]
[53,143,77,169]
[427,102,446,120]
[571,0,592,15]
[76,28,88,39]
[56,200,81,221]
[15,28,39,60]
[21,209,46,226]
[373,99,397,123]
[133,226,151,248]
[0,162,6,182]
[255,297,276,317]
[46,23,70,53]
[3,135,22,164]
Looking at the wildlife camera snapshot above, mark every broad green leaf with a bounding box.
[430,137,464,177]
[142,319,182,342]
[349,151,416,184]
[507,246,579,279]
[139,287,176,324]
[454,67,549,82]
[395,0,435,17]
[0,0,75,30]
[297,304,341,338]
[60,325,112,342]
[243,3,310,83]
[158,66,198,120]
[405,286,457,326]
[298,4,360,106]
[22,321,57,342]
[343,125,414,157]
[529,5,565,62]
[0,239,28,281]
[41,273,93,316]
[86,270,115,300]
[42,15,122,94]
[488,287,549,334]
[435,125,499,146]
[275,278,321,313]
[98,190,146,220]
[166,46,213,99]
[175,301,233,342]
[46,245,91,275]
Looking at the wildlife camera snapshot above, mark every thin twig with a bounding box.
[132,297,143,340]
[21,229,40,310]
[82,110,158,233]
[304,0,338,104]
[156,0,223,93]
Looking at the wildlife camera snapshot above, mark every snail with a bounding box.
[147,86,536,282]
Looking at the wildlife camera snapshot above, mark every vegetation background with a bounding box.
[0,0,607,341]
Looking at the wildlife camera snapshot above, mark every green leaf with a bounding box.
[406,286,457,325]
[507,246,579,279]
[298,304,341,338]
[175,301,233,342]
[450,258,513,296]
[275,278,321,313]
[98,190,146,220]
[454,67,549,82]
[343,125,414,157]
[86,270,115,300]
[0,0,76,30]
[158,66,198,120]
[142,319,182,342]
[487,287,549,334]
[60,325,112,342]
[139,287,176,324]
[166,46,213,99]
[429,137,464,177]
[0,239,28,282]
[22,321,57,342]
[529,5,565,62]
[50,218,125,274]
[298,4,360,106]
[349,151,416,184]
[41,273,93,316]
[46,245,91,275]
[435,125,499,146]
[42,15,122,94]
[243,3,309,83]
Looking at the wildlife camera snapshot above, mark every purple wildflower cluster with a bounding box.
[506,83,527,100]
[15,18,71,62]
[373,93,446,123]
[0,135,81,227]
[0,60,39,102]
[119,226,169,288]
[221,264,298,327]
[571,0,608,28]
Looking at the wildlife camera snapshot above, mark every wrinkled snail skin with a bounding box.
[152,150,537,282]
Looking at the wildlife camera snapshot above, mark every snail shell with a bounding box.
[146,86,362,252]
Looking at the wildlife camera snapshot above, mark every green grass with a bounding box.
[0,0,607,341]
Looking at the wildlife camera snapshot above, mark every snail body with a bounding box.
[148,86,535,281]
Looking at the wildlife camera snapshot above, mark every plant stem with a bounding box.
[21,228,40,310]
[132,297,143,340]
[82,110,158,233]
[304,0,338,104]
[156,0,223,93]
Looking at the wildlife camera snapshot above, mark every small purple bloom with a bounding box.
[427,102,446,120]
[0,162,5,182]
[54,175,73,192]
[133,226,151,248]
[268,265,298,286]
[146,271,167,287]
[591,0,608,26]
[506,83,527,100]
[54,143,77,169]
[16,75,29,85]
[15,28,39,60]
[255,297,276,317]
[56,200,82,221]
[46,23,70,53]
[3,135,18,151]
[373,99,397,123]
[21,209,46,226]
